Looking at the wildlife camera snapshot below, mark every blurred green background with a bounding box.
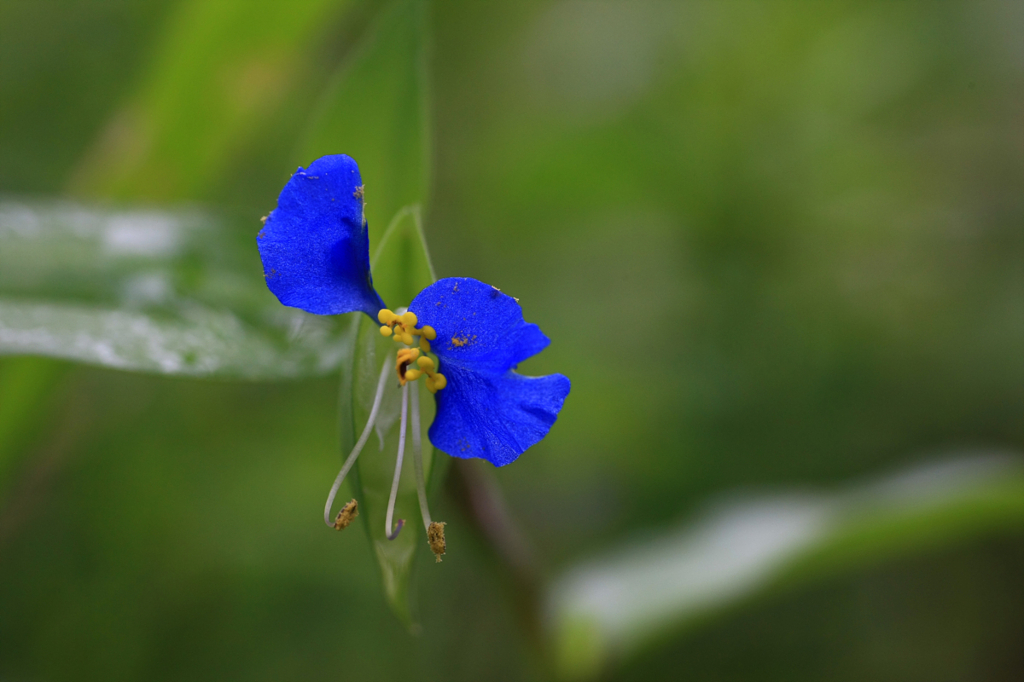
[1,0,1022,680]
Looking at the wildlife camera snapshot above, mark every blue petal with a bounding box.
[410,277,570,465]
[257,154,384,317]
[429,365,571,467]
[409,277,550,374]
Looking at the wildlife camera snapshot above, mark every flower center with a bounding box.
[378,308,447,393]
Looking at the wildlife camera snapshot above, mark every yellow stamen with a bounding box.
[395,348,417,384]
[379,308,446,391]
[426,373,446,393]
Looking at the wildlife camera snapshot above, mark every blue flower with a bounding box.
[257,154,384,317]
[257,154,569,552]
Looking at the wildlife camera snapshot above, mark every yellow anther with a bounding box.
[396,348,418,365]
[396,347,420,384]
[381,311,446,392]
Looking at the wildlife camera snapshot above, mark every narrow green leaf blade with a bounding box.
[304,0,434,625]
[0,199,352,378]
[339,208,442,627]
[548,454,1024,680]
[296,0,429,257]
[70,0,349,202]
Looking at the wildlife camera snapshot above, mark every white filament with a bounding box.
[323,356,392,528]
[385,382,410,538]
[410,385,432,529]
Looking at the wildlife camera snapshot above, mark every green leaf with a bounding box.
[306,0,433,625]
[371,206,437,309]
[548,454,1024,680]
[338,207,443,627]
[69,0,350,202]
[0,199,353,378]
[295,0,430,257]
